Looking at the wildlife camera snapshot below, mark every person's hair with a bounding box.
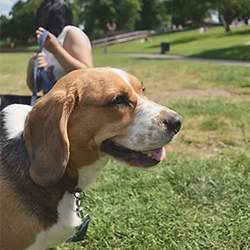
[35,0,73,37]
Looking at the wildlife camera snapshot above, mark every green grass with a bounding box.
[0,35,250,249]
[0,52,32,94]
[58,150,250,250]
[2,52,250,96]
[170,99,250,154]
[104,26,250,61]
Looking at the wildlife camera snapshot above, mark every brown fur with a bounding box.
[0,178,43,250]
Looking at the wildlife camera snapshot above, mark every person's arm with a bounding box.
[36,27,93,73]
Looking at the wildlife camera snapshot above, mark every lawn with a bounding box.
[0,33,250,249]
[104,26,250,61]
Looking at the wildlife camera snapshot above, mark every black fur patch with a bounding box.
[0,110,77,226]
[0,95,32,111]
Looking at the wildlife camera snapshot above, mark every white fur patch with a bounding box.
[114,97,174,151]
[26,192,81,250]
[110,68,130,84]
[78,157,108,189]
[2,104,32,140]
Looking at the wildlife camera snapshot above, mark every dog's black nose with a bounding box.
[163,115,182,134]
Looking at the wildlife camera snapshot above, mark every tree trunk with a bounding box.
[219,14,231,32]
[225,23,231,32]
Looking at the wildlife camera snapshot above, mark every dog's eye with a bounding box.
[110,95,129,107]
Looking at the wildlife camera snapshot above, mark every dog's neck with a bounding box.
[77,158,107,189]
[65,156,107,192]
[67,142,108,191]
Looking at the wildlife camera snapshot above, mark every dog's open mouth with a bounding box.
[101,139,166,167]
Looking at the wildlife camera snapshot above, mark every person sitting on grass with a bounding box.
[26,0,93,95]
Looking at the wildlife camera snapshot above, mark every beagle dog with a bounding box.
[0,68,181,250]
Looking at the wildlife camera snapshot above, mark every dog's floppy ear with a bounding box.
[24,91,75,187]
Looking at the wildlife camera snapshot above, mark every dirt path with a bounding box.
[116,53,250,67]
[149,88,250,101]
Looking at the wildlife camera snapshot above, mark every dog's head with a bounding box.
[24,68,181,187]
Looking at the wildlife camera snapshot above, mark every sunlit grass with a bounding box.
[58,150,250,250]
[104,26,250,61]
[0,52,31,94]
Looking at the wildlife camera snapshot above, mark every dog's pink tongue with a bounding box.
[152,147,166,161]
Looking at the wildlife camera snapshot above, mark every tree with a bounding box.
[237,0,250,24]
[0,15,9,39]
[212,0,250,31]
[136,0,170,30]
[82,0,116,38]
[213,0,241,32]
[115,0,141,31]
[1,0,41,43]
[166,0,212,27]
[82,0,141,39]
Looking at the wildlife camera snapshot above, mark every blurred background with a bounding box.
[0,1,250,250]
[0,0,250,44]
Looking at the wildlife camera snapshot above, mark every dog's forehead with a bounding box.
[109,68,130,84]
[109,68,143,92]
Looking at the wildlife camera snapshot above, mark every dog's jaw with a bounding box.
[100,139,166,168]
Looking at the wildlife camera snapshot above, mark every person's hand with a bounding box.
[36,27,60,53]
[37,52,48,69]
